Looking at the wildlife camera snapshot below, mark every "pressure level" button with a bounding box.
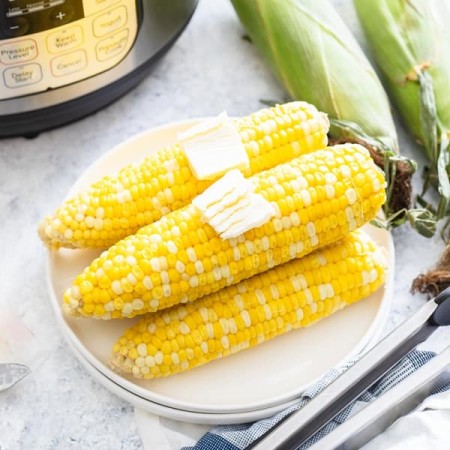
[3,63,43,88]
[0,39,38,65]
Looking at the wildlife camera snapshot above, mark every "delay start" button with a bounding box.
[3,63,43,88]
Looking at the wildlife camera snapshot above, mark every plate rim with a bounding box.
[62,336,303,425]
[46,120,395,415]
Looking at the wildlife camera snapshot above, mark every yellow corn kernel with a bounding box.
[39,102,329,249]
[109,230,386,379]
[63,144,385,320]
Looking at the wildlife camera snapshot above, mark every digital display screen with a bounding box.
[1,0,84,39]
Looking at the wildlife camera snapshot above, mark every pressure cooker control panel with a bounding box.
[0,0,138,100]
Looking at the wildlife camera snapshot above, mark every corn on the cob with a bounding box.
[38,102,329,249]
[110,230,386,379]
[354,0,450,220]
[63,144,386,320]
[354,0,450,149]
[232,0,397,150]
[230,0,437,237]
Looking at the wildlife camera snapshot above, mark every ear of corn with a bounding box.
[38,102,329,249]
[63,144,386,320]
[231,0,397,154]
[354,0,450,220]
[354,0,450,146]
[231,0,436,236]
[109,230,386,379]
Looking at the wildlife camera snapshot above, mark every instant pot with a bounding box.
[0,0,198,137]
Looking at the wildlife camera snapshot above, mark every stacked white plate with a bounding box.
[46,122,395,425]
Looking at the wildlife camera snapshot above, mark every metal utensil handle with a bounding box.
[308,345,450,450]
[250,289,450,450]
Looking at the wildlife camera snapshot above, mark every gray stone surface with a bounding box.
[0,1,448,449]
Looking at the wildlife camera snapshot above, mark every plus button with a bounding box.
[55,12,66,21]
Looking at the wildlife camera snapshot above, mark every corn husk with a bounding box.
[231,0,435,237]
[354,0,450,220]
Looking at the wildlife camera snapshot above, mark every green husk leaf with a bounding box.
[329,119,392,155]
[405,209,437,238]
[417,69,450,219]
[436,135,450,218]
[418,71,438,164]
[354,0,450,145]
[370,208,436,238]
[355,0,450,232]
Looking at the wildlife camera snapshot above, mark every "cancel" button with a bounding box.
[51,49,87,77]
[3,63,42,88]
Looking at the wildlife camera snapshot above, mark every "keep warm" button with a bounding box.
[93,6,127,37]
[96,28,129,61]
[51,50,87,77]
[0,39,37,65]
[47,26,83,54]
[3,63,42,88]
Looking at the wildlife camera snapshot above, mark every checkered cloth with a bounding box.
[183,349,450,450]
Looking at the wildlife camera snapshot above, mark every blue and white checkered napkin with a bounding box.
[182,349,450,450]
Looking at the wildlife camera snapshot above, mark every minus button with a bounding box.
[3,17,30,37]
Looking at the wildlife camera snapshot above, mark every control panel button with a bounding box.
[0,39,38,65]
[83,0,120,17]
[2,17,30,38]
[51,50,87,77]
[95,28,128,61]
[93,6,127,38]
[47,26,83,54]
[3,63,42,88]
[49,5,75,27]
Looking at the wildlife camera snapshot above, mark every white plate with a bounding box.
[46,120,395,417]
[67,343,303,424]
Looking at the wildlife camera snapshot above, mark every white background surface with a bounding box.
[0,0,449,449]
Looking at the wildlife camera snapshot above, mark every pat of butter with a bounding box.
[177,112,249,180]
[193,170,276,239]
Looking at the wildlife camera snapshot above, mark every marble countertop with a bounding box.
[1,1,449,449]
